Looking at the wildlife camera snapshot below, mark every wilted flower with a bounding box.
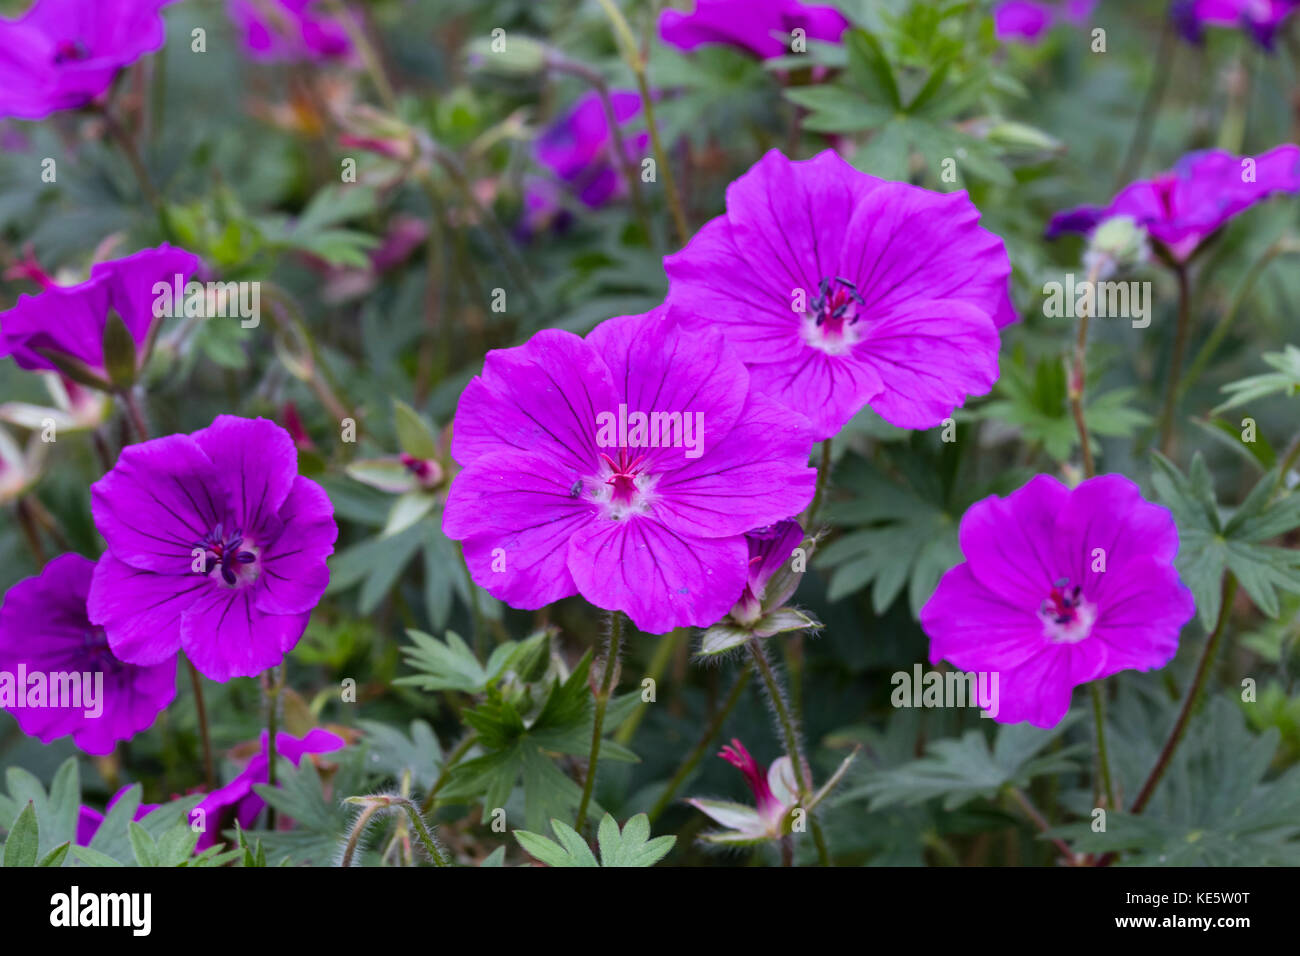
[921,474,1196,728]
[0,374,110,434]
[0,0,178,121]
[88,416,338,682]
[660,0,849,59]
[227,0,355,63]
[195,728,346,850]
[1047,145,1300,263]
[688,738,854,844]
[665,149,1013,440]
[0,244,200,389]
[0,426,47,505]
[0,554,177,755]
[442,309,816,633]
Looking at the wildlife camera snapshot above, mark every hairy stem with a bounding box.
[747,639,830,866]
[1156,264,1193,455]
[576,611,624,832]
[647,665,752,822]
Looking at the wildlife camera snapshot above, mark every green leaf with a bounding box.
[3,803,39,867]
[1213,344,1300,413]
[102,310,138,389]
[844,717,1084,811]
[37,842,70,867]
[844,29,901,109]
[393,400,439,461]
[68,844,126,867]
[1152,454,1300,628]
[594,813,676,867]
[128,822,159,867]
[514,814,674,867]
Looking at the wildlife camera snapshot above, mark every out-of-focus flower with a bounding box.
[533,90,648,212]
[0,554,177,755]
[312,214,429,304]
[921,474,1195,728]
[227,0,356,63]
[1047,145,1300,263]
[77,786,159,846]
[1173,0,1300,49]
[1083,215,1151,279]
[88,416,338,682]
[0,374,111,434]
[660,0,849,59]
[665,149,1013,440]
[0,426,47,505]
[994,0,1097,44]
[0,0,178,121]
[0,244,200,389]
[194,728,346,850]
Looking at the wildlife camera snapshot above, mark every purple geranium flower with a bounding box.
[920,474,1196,728]
[733,519,804,625]
[534,90,648,210]
[660,0,849,59]
[0,244,200,383]
[664,149,1013,440]
[194,728,345,850]
[226,0,355,63]
[0,0,177,121]
[1047,145,1300,262]
[1173,0,1300,48]
[994,1,1097,44]
[77,785,159,845]
[88,416,338,682]
[441,309,817,633]
[0,553,176,755]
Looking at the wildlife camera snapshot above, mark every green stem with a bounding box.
[188,660,215,790]
[747,639,831,866]
[1176,239,1297,406]
[647,665,752,823]
[1006,786,1075,862]
[804,441,833,527]
[575,611,624,832]
[1130,574,1238,815]
[263,664,284,831]
[1156,264,1192,455]
[1114,9,1176,188]
[615,628,680,745]
[633,68,689,247]
[420,732,478,814]
[1089,682,1116,809]
[340,804,380,867]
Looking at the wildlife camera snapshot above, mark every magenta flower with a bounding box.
[226,0,355,63]
[921,474,1196,729]
[688,740,799,843]
[77,786,159,845]
[0,554,176,755]
[88,416,338,682]
[660,0,849,59]
[664,149,1013,440]
[1173,0,1300,48]
[994,1,1096,44]
[534,90,648,210]
[1047,145,1300,262]
[0,244,200,383]
[441,309,816,634]
[194,728,345,850]
[0,0,177,121]
[733,519,805,625]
